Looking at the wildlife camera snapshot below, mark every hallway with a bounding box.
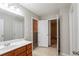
[33,47,57,56]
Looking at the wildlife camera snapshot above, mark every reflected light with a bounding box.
[0,3,23,16]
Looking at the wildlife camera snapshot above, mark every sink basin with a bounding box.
[10,42,20,46]
[0,41,25,49]
[0,39,27,50]
[10,41,26,46]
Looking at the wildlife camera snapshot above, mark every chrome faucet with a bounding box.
[4,43,10,46]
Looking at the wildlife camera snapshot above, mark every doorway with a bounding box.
[50,20,57,48]
[33,19,60,56]
[49,18,60,55]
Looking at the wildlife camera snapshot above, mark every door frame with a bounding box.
[31,17,38,50]
[48,16,60,56]
[31,16,60,55]
[57,16,60,55]
[69,4,73,55]
[49,19,57,47]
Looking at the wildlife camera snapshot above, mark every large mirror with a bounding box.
[0,8,24,41]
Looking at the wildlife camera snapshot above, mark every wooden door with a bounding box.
[33,20,38,49]
[51,20,57,48]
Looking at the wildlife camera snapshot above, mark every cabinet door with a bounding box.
[27,48,32,54]
[15,46,26,55]
[27,44,32,49]
[26,43,32,56]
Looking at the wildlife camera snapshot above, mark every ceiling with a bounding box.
[20,3,70,16]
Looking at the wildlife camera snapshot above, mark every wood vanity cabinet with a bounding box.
[0,43,32,56]
[15,45,27,56]
[26,44,32,56]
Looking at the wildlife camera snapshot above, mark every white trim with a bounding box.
[48,18,57,20]
[69,4,73,55]
[48,20,51,46]
[31,17,34,52]
[31,17,39,20]
[57,16,59,55]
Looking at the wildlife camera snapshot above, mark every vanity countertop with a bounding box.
[0,40,32,55]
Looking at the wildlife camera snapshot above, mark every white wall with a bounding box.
[77,4,79,51]
[59,6,70,55]
[69,3,79,55]
[61,3,79,56]
[69,4,78,55]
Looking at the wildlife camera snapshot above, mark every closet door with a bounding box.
[38,20,49,47]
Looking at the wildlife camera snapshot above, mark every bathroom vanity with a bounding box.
[0,5,33,56]
[0,39,32,56]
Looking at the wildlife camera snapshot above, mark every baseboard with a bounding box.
[60,52,70,56]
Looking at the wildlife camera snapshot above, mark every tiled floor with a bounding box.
[33,47,57,56]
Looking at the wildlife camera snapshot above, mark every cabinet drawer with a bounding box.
[15,46,26,55]
[27,48,32,54]
[2,50,15,56]
[27,44,32,49]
